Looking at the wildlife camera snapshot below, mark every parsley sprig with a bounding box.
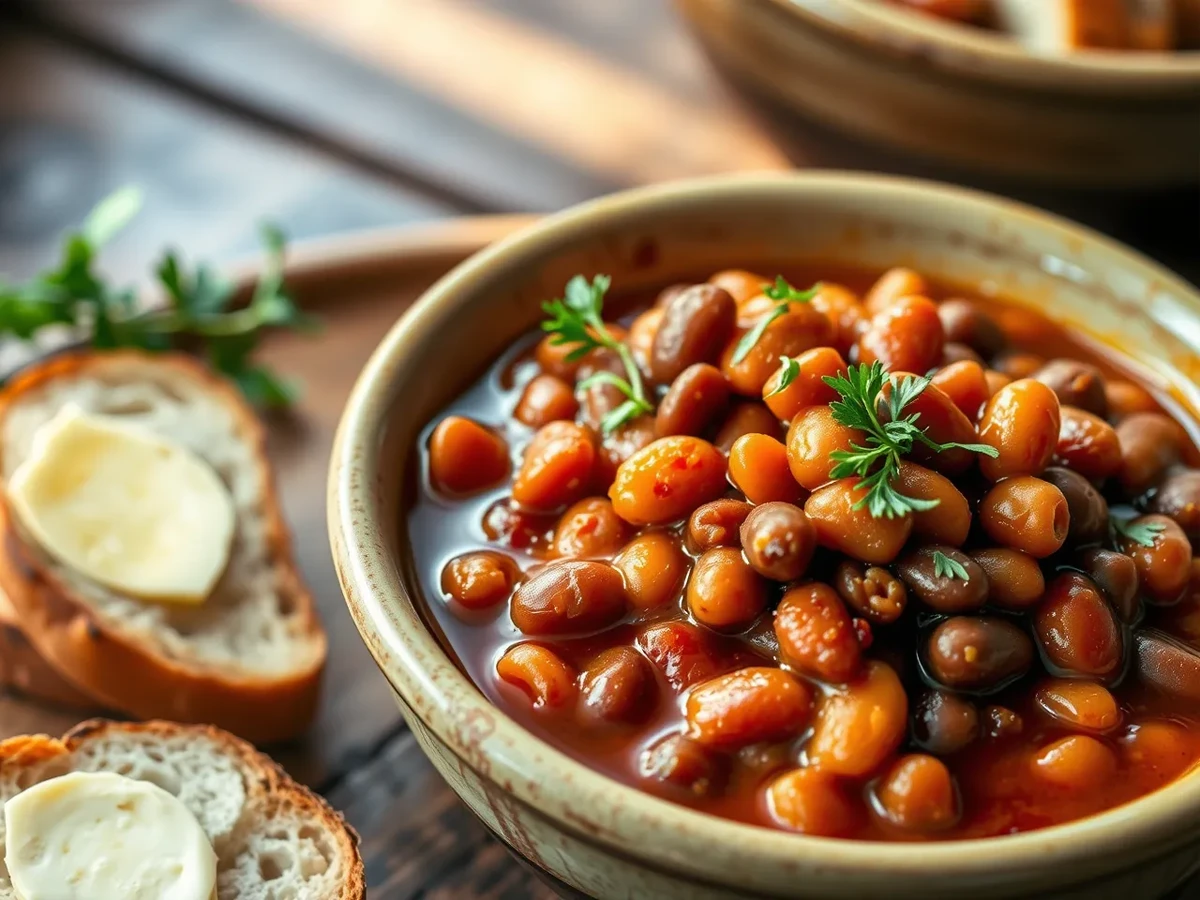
[1110,514,1166,548]
[824,362,999,519]
[730,276,818,365]
[766,354,800,397]
[541,275,652,434]
[932,550,971,582]
[0,187,314,407]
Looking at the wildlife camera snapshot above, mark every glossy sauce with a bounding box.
[407,266,1200,840]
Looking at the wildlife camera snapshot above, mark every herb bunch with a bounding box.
[730,276,819,365]
[823,361,999,519]
[541,275,652,434]
[0,187,313,408]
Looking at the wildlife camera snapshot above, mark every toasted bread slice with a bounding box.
[0,719,364,899]
[0,351,326,744]
[0,589,98,711]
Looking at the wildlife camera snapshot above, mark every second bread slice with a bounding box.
[0,351,326,744]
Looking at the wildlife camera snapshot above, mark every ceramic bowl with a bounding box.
[329,172,1200,900]
[674,0,1200,187]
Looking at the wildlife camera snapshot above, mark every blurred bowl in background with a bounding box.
[674,0,1200,187]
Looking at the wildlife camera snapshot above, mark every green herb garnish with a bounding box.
[933,550,971,582]
[1110,514,1166,548]
[824,362,999,519]
[541,274,652,434]
[730,276,818,365]
[0,187,313,407]
[766,355,800,397]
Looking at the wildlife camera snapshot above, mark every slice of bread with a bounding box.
[0,351,326,744]
[0,588,98,711]
[0,719,365,899]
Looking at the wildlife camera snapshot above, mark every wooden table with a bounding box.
[0,3,1196,898]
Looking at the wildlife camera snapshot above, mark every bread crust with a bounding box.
[0,351,326,744]
[0,588,99,711]
[0,719,366,900]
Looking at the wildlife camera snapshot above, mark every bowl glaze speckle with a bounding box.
[329,173,1200,899]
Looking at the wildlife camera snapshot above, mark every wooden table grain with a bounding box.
[0,2,1196,897]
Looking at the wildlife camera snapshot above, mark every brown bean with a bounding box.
[931,360,992,422]
[984,369,1012,396]
[1117,412,1187,497]
[897,545,989,613]
[1073,548,1141,624]
[627,307,663,378]
[937,298,1006,359]
[514,374,579,428]
[511,560,627,635]
[805,479,914,564]
[983,705,1024,739]
[639,733,726,797]
[1033,573,1123,681]
[720,305,835,396]
[512,421,596,511]
[687,498,754,553]
[577,350,629,432]
[978,379,1061,481]
[1054,406,1122,482]
[787,406,866,490]
[894,462,972,546]
[594,415,658,488]
[835,560,908,624]
[609,436,727,525]
[857,296,945,376]
[873,755,960,833]
[912,690,978,756]
[441,551,521,611]
[925,617,1033,692]
[808,661,908,776]
[428,416,511,496]
[810,284,866,358]
[497,643,577,709]
[551,498,631,559]
[1133,629,1200,702]
[1033,678,1121,734]
[775,583,862,683]
[1116,515,1193,605]
[1031,359,1108,417]
[687,548,769,632]
[729,434,801,505]
[993,352,1045,380]
[713,402,784,452]
[651,284,737,383]
[761,346,845,422]
[1033,735,1116,790]
[579,647,654,725]
[739,502,816,582]
[655,363,730,437]
[865,267,928,315]
[613,532,690,611]
[884,379,980,475]
[941,342,985,367]
[969,548,1045,610]
[1106,380,1159,419]
[766,768,859,837]
[686,667,812,749]
[978,476,1070,558]
[1148,470,1200,542]
[1040,466,1110,547]
[708,269,768,305]
[637,621,722,692]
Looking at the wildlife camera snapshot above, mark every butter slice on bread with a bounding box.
[0,719,364,900]
[0,351,326,744]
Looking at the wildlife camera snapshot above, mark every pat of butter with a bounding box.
[7,406,235,604]
[4,771,217,900]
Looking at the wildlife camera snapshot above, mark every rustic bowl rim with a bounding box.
[777,0,1200,88]
[329,171,1200,891]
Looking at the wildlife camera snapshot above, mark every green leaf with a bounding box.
[600,398,646,435]
[763,275,818,304]
[766,355,800,397]
[731,304,786,365]
[1111,514,1166,548]
[233,365,299,409]
[81,186,143,247]
[932,550,971,581]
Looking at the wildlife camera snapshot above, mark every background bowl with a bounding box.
[329,172,1200,900]
[674,0,1200,187]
